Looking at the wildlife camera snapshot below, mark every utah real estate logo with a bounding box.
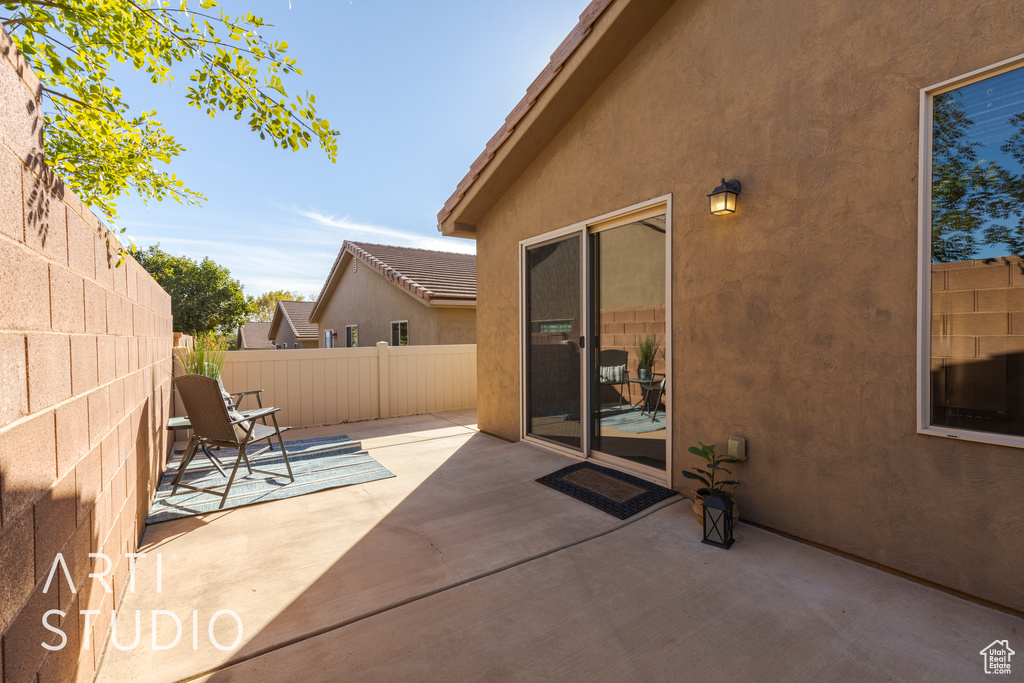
[980,640,1014,675]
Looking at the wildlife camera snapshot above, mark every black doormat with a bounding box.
[536,462,676,519]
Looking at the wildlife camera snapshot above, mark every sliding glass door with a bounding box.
[524,234,583,451]
[589,215,667,471]
[521,200,670,479]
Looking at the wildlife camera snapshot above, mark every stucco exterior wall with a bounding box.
[0,28,174,682]
[470,0,1024,611]
[436,307,477,345]
[271,322,316,349]
[315,253,447,346]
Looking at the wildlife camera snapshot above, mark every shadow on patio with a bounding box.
[94,410,1022,682]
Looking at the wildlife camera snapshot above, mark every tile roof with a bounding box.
[436,0,615,228]
[349,242,476,301]
[311,241,476,319]
[277,300,319,339]
[238,321,275,349]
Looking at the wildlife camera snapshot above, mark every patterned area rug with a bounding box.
[147,436,394,524]
[596,406,666,434]
[536,462,677,519]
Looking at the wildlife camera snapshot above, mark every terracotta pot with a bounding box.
[693,489,740,524]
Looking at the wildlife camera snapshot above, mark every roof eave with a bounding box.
[426,298,477,308]
[309,249,352,323]
[437,0,675,236]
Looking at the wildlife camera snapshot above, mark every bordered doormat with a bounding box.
[536,462,676,519]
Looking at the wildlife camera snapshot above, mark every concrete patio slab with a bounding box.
[197,502,1021,682]
[95,411,675,682]
[94,409,1021,682]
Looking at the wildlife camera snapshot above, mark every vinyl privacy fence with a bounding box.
[211,343,476,428]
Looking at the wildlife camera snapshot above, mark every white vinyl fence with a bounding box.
[211,343,476,428]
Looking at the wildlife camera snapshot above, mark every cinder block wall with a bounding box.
[0,29,174,683]
[598,305,667,376]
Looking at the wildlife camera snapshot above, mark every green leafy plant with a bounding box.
[246,290,304,322]
[636,333,662,371]
[681,441,740,493]
[135,245,249,336]
[172,343,225,380]
[1,0,338,228]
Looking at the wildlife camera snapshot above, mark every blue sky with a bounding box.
[111,0,585,297]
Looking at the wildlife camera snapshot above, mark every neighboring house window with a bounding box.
[346,325,358,348]
[391,321,409,346]
[532,319,573,334]
[921,59,1024,446]
[324,329,335,348]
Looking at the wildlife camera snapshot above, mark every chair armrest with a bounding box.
[231,390,263,397]
[229,407,279,425]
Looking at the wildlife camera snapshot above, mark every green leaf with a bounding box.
[681,471,711,488]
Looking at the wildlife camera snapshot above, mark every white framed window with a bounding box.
[324,329,335,348]
[346,325,358,348]
[919,54,1024,448]
[391,321,409,346]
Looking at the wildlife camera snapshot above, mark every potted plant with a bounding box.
[172,339,226,379]
[681,441,740,523]
[636,333,661,382]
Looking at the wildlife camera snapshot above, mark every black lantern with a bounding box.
[701,490,735,549]
[708,178,741,216]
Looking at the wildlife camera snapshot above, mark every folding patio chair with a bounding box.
[598,349,631,408]
[640,377,667,422]
[171,374,295,509]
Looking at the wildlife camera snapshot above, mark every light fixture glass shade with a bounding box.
[708,178,741,215]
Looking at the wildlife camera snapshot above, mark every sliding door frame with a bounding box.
[519,194,673,486]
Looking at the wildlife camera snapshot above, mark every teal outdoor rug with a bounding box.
[147,435,394,524]
[596,406,666,434]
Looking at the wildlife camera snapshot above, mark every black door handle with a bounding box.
[579,336,585,349]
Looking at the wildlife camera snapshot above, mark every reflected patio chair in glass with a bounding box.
[598,349,631,409]
[171,374,295,509]
[640,377,667,422]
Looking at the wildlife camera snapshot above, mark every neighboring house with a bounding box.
[268,300,319,349]
[436,0,1024,613]
[236,321,275,350]
[309,241,476,348]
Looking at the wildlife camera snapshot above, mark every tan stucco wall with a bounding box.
[470,0,1024,611]
[316,252,476,346]
[436,307,477,344]
[0,28,174,681]
[270,322,316,349]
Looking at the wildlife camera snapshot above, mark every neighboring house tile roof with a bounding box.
[237,321,275,349]
[436,0,614,228]
[310,241,476,321]
[269,300,319,342]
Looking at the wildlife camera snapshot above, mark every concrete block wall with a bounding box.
[0,28,174,683]
[598,305,666,376]
[931,257,1024,412]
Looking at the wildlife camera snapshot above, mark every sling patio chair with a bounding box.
[640,377,667,423]
[171,374,295,509]
[598,349,631,409]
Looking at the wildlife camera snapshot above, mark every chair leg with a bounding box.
[218,447,247,509]
[170,437,200,495]
[271,413,295,482]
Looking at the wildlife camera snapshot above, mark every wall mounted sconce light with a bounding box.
[708,178,741,216]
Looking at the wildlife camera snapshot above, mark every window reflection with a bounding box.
[591,216,667,470]
[930,65,1024,436]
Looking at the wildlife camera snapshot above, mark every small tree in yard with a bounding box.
[0,0,338,226]
[247,289,303,322]
[135,244,249,337]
